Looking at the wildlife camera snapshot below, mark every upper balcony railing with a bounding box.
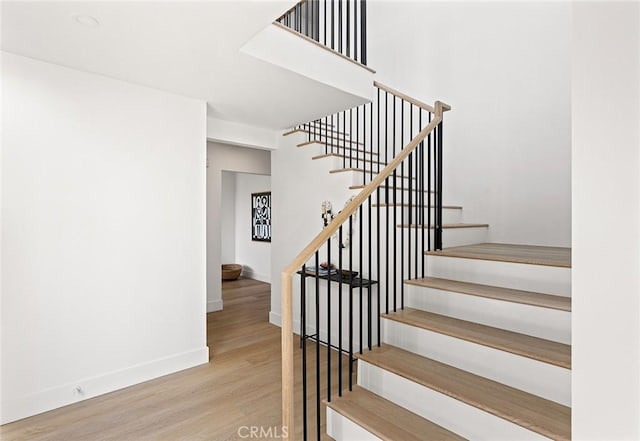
[276,0,367,66]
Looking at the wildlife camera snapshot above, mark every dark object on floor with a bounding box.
[222,264,242,281]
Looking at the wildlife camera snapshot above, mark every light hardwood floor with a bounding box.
[1,278,348,440]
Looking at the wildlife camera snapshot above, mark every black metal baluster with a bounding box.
[324,0,327,46]
[416,107,420,275]
[369,102,374,181]
[359,203,363,355]
[437,120,444,250]
[301,264,308,441]
[400,99,405,309]
[348,215,353,391]
[330,114,334,155]
[356,105,360,177]
[427,112,432,254]
[342,110,347,169]
[408,104,413,286]
[384,91,390,315]
[354,0,358,62]
[346,0,350,58]
[331,0,335,50]
[367,195,372,350]
[361,0,367,65]
[318,0,321,41]
[349,108,353,169]
[338,226,343,396]
[314,250,320,441]
[377,90,381,174]
[327,239,331,403]
[324,117,328,155]
[338,0,342,53]
[376,88,381,345]
[392,95,397,312]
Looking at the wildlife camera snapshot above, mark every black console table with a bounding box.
[297,269,377,354]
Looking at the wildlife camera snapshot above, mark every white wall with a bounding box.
[572,3,640,439]
[234,173,271,282]
[1,53,208,424]
[221,171,237,264]
[368,1,571,247]
[206,142,270,311]
[270,133,356,327]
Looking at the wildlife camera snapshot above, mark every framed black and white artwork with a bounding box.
[251,191,271,242]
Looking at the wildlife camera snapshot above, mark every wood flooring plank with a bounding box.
[357,345,571,441]
[406,277,571,311]
[0,278,346,441]
[382,308,571,369]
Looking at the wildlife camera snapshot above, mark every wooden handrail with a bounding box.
[280,98,449,439]
[374,81,447,114]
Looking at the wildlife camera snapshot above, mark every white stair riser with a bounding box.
[441,227,488,247]
[406,285,571,344]
[339,169,417,187]
[377,226,488,250]
[372,206,462,224]
[375,189,438,205]
[382,319,571,406]
[426,255,571,297]
[358,361,550,441]
[327,155,386,171]
[364,227,489,290]
[326,408,382,441]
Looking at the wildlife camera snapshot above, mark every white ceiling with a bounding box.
[1,1,364,129]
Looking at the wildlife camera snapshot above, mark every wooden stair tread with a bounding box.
[406,277,571,311]
[382,308,570,369]
[426,243,571,268]
[357,345,571,441]
[325,386,466,441]
[398,223,489,229]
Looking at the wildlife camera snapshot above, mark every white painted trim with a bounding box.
[241,269,271,284]
[206,117,279,151]
[1,347,209,425]
[207,299,224,312]
[269,310,283,327]
[241,23,374,105]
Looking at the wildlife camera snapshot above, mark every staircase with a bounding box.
[328,244,571,440]
[276,2,571,440]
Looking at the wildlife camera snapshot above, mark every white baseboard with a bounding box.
[241,269,271,283]
[269,311,283,327]
[1,347,209,425]
[207,299,224,312]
